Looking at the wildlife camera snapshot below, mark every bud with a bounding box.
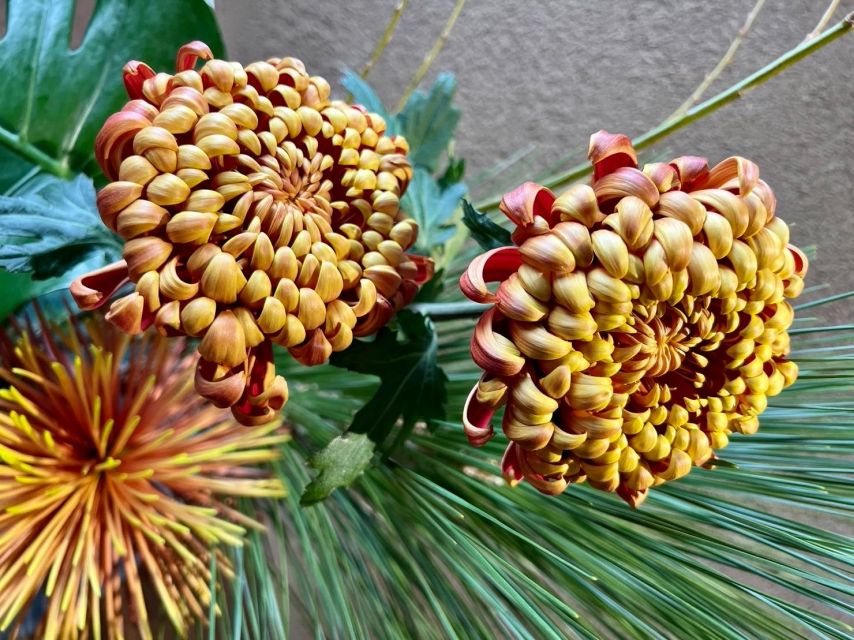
[461,131,807,506]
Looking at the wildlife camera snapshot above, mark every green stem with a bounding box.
[411,300,485,319]
[474,13,854,213]
[0,125,72,180]
[396,0,467,110]
[361,0,409,80]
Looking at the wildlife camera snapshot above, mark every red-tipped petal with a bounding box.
[670,155,710,191]
[706,156,760,195]
[176,41,214,72]
[500,443,524,485]
[122,61,156,100]
[593,167,660,208]
[463,383,497,446]
[409,253,435,286]
[588,130,637,180]
[94,110,151,179]
[789,244,808,277]
[459,246,522,304]
[499,182,555,228]
[470,307,525,377]
[70,260,130,310]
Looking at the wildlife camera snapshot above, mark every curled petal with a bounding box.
[94,111,151,179]
[501,442,524,485]
[588,130,637,180]
[105,292,144,334]
[409,253,435,286]
[593,167,660,208]
[195,359,246,407]
[499,182,555,228]
[706,156,760,195]
[460,246,522,303]
[642,162,679,192]
[788,244,808,278]
[463,383,496,446]
[122,61,156,100]
[176,40,214,72]
[70,260,130,310]
[471,308,525,377]
[669,155,709,190]
[289,329,333,365]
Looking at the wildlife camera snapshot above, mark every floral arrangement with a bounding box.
[0,2,851,639]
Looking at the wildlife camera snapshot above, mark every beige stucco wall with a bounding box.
[218,0,853,318]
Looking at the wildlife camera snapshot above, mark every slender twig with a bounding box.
[411,300,485,320]
[666,0,766,121]
[361,0,409,79]
[474,14,854,213]
[805,0,842,41]
[396,0,466,110]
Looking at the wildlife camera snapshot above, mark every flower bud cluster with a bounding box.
[75,42,431,425]
[461,131,806,506]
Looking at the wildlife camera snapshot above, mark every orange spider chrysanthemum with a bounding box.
[0,311,286,640]
[72,41,432,426]
[461,131,807,506]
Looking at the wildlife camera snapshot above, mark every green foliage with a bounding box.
[330,310,448,455]
[461,198,511,250]
[0,174,120,277]
[0,0,223,191]
[237,293,854,639]
[301,434,376,506]
[396,73,462,173]
[403,168,468,253]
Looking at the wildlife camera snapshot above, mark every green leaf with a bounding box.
[329,310,448,452]
[397,73,461,172]
[401,168,467,253]
[0,270,38,320]
[340,70,394,133]
[438,156,466,190]
[301,433,376,506]
[462,198,511,250]
[0,174,120,278]
[0,0,224,189]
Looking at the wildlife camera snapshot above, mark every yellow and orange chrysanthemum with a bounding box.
[0,311,285,639]
[72,41,432,425]
[461,131,807,506]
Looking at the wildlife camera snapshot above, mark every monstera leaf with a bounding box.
[0,0,224,192]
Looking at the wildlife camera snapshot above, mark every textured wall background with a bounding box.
[218,0,853,318]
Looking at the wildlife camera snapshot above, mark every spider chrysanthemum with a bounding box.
[72,41,431,425]
[461,131,807,506]
[0,311,286,640]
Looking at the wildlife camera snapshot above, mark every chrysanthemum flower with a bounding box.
[461,131,807,506]
[0,310,286,639]
[72,41,431,425]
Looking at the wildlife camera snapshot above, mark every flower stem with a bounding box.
[396,0,466,111]
[361,0,409,79]
[410,300,485,320]
[0,125,72,180]
[666,0,767,122]
[475,13,854,213]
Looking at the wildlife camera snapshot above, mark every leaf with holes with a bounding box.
[0,0,223,191]
[329,310,447,455]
